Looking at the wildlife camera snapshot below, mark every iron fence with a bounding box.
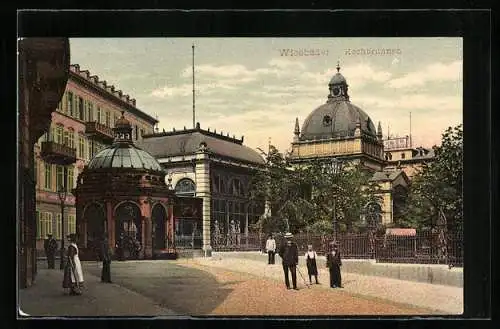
[210,230,463,267]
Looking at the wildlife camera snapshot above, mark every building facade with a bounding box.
[383,136,435,179]
[137,123,266,255]
[18,37,70,288]
[34,64,158,253]
[287,64,435,226]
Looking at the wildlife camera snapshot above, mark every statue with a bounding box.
[230,219,236,246]
[213,220,220,246]
[235,220,241,246]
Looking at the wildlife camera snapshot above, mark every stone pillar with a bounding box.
[144,216,152,259]
[166,200,174,250]
[106,200,114,250]
[195,145,211,257]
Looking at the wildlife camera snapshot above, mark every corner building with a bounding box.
[34,64,158,254]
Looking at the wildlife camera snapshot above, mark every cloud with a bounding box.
[356,94,461,112]
[302,63,392,89]
[388,60,462,88]
[268,58,307,70]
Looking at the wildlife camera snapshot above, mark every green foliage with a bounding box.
[248,145,383,234]
[402,124,463,232]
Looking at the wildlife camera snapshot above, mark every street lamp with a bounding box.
[57,183,67,270]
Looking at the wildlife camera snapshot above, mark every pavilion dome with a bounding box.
[87,111,164,172]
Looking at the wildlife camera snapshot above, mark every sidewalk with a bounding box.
[18,263,178,317]
[193,252,463,315]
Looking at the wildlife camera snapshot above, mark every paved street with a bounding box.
[18,257,454,317]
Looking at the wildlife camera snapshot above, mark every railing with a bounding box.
[40,141,77,164]
[211,230,463,267]
[211,233,263,252]
[85,121,114,141]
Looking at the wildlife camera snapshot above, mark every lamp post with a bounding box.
[57,183,68,270]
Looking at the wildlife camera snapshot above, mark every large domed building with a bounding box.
[289,63,385,172]
[289,64,412,225]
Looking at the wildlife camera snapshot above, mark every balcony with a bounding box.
[85,121,114,143]
[40,141,77,165]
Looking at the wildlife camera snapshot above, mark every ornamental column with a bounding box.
[195,142,212,257]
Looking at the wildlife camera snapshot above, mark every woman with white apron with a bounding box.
[62,234,85,295]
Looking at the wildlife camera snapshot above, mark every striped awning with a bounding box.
[385,228,416,236]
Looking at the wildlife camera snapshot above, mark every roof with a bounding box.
[300,100,377,141]
[370,170,402,182]
[385,228,416,236]
[137,129,265,165]
[87,143,164,172]
[329,72,347,85]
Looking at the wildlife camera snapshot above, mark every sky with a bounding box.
[69,38,462,153]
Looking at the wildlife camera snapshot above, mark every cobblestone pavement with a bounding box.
[189,252,463,315]
[18,261,178,317]
[19,256,460,317]
[82,259,435,316]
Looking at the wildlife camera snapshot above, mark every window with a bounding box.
[67,167,74,190]
[56,166,64,189]
[55,125,64,144]
[40,212,53,239]
[87,102,93,122]
[55,213,62,239]
[87,140,93,160]
[68,129,75,148]
[44,163,52,190]
[78,136,85,159]
[105,111,111,127]
[68,215,76,234]
[67,92,74,117]
[96,107,101,123]
[401,153,406,159]
[175,178,196,197]
[78,97,85,120]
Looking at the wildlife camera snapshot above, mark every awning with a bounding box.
[385,228,416,236]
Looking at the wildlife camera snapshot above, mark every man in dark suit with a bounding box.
[278,232,299,290]
[326,242,343,288]
[44,234,58,269]
[100,235,112,283]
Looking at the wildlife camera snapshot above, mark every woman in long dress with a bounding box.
[62,234,85,295]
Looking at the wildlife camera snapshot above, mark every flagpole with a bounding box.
[192,43,195,129]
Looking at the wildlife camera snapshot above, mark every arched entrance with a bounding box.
[152,203,167,250]
[84,203,106,247]
[115,202,142,259]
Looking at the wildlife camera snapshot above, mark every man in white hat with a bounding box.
[278,232,299,290]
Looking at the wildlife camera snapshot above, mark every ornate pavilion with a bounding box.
[73,112,175,260]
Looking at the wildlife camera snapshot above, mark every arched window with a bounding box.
[175,178,196,197]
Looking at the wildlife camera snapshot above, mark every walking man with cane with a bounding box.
[278,232,299,290]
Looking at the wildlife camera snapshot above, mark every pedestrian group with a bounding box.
[268,232,343,290]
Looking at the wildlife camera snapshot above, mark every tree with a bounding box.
[402,124,463,232]
[248,145,314,234]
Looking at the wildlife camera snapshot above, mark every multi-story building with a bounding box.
[383,135,435,179]
[34,64,158,252]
